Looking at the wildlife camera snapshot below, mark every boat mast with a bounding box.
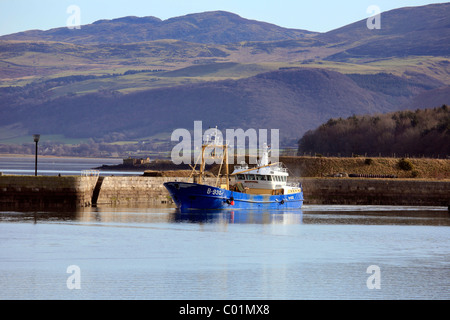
[199,144,206,184]
[197,127,230,190]
[224,143,229,190]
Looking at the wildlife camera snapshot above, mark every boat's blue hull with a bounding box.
[164,182,303,212]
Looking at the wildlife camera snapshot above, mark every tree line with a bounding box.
[297,105,449,158]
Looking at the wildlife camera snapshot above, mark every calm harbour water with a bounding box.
[0,156,135,176]
[0,205,448,300]
[0,157,449,300]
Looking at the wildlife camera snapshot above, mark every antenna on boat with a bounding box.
[258,143,270,167]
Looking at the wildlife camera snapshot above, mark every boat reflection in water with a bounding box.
[1,205,447,227]
[172,209,304,224]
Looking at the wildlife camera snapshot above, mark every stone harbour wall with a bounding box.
[299,178,450,206]
[95,176,217,206]
[0,175,448,209]
[0,175,98,209]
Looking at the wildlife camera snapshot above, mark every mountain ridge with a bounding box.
[321,3,450,60]
[0,10,316,45]
[0,4,449,151]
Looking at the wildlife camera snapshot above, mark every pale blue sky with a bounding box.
[0,0,443,36]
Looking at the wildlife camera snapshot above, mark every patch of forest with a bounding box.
[297,105,450,158]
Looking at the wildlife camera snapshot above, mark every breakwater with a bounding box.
[0,175,98,209]
[0,175,449,209]
[300,178,449,206]
[95,176,217,206]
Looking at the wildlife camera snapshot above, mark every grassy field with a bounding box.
[16,56,447,99]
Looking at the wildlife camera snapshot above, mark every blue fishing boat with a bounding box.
[164,130,303,212]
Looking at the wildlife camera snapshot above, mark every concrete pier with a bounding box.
[0,175,449,209]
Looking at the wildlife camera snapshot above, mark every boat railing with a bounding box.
[233,165,248,172]
[286,182,300,188]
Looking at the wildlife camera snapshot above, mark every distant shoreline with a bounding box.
[0,153,121,160]
[2,154,449,180]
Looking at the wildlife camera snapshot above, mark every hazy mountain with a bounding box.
[321,3,450,60]
[0,11,315,44]
[0,4,449,151]
[1,68,442,143]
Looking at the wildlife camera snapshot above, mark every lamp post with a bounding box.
[33,134,40,176]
